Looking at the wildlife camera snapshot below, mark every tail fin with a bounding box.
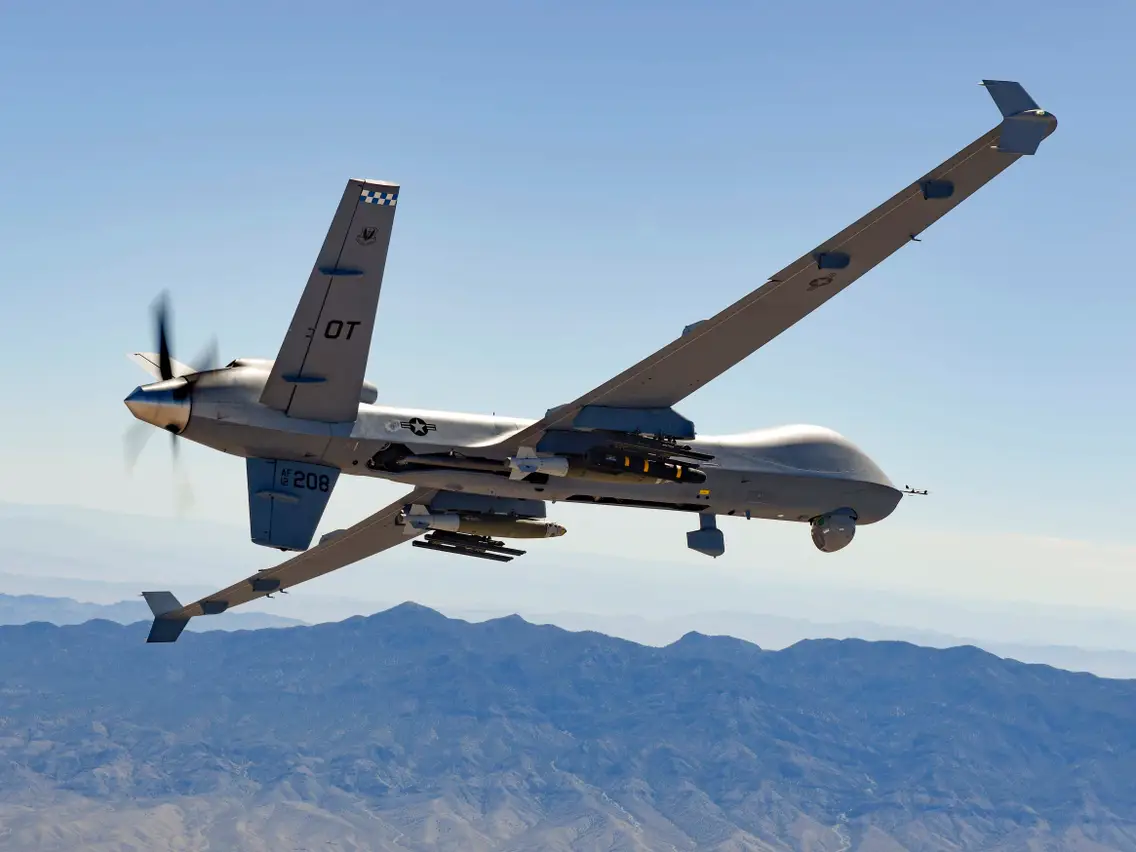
[142,591,189,644]
[508,446,539,481]
[402,503,431,535]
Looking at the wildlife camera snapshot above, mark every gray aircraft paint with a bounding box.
[181,362,899,523]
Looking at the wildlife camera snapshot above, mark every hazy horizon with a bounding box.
[4,501,1135,669]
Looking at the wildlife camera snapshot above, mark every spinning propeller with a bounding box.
[123,292,219,508]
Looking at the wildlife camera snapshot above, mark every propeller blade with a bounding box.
[189,336,219,374]
[123,421,154,472]
[131,290,204,514]
[169,434,194,514]
[153,291,173,381]
[175,473,195,515]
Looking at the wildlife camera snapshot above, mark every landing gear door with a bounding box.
[246,459,340,552]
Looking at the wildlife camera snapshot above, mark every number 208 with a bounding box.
[282,470,330,492]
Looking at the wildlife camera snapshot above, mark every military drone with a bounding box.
[124,80,1056,642]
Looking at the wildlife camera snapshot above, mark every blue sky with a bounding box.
[1,1,1133,613]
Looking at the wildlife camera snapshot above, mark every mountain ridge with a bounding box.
[1,603,1134,850]
[6,578,1136,679]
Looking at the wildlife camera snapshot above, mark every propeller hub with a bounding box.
[124,378,191,434]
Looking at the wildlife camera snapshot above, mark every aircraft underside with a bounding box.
[168,377,901,560]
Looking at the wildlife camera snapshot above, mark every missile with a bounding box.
[402,506,566,539]
[460,516,567,539]
[578,448,707,484]
[508,446,569,480]
[508,446,705,485]
[398,445,706,487]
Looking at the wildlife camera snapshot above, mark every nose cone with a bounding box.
[124,378,191,433]
[549,523,567,538]
[850,482,905,525]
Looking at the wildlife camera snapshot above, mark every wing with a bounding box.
[141,487,435,642]
[492,80,1057,451]
[259,178,400,422]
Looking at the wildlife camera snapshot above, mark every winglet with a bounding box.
[981,80,1039,116]
[980,80,1056,155]
[142,591,189,644]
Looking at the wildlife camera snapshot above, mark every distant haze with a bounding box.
[4,502,1136,679]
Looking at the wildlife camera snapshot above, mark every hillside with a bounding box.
[1,605,1135,851]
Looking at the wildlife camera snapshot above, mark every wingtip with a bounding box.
[143,592,190,643]
[979,79,1056,154]
[979,79,1043,116]
[142,590,183,617]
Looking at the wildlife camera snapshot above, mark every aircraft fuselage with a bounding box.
[133,361,903,531]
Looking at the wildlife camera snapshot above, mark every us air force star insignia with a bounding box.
[401,417,436,437]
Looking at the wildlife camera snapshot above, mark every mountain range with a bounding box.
[0,592,302,632]
[5,587,1136,679]
[2,604,1134,851]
